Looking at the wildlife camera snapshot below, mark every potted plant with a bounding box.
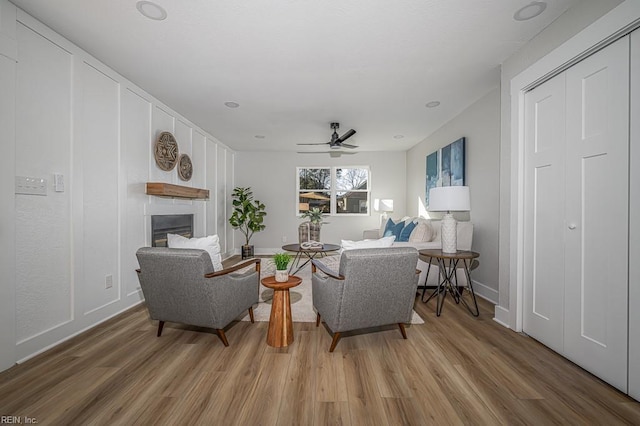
[300,207,324,242]
[229,187,267,259]
[273,252,291,282]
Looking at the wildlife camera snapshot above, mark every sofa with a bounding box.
[360,217,474,287]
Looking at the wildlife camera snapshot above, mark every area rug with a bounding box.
[237,256,424,324]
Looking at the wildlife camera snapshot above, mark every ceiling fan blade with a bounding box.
[297,151,357,156]
[339,143,358,149]
[296,142,329,146]
[337,129,356,142]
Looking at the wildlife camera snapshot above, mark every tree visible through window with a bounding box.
[297,167,370,215]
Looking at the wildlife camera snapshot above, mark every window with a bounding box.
[297,167,370,215]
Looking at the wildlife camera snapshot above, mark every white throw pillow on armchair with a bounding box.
[167,233,223,271]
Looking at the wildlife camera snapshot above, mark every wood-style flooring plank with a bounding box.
[1,291,639,425]
[277,329,316,425]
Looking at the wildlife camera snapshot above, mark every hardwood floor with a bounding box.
[1,279,639,425]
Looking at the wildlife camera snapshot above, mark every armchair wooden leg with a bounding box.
[316,313,321,327]
[398,323,407,339]
[329,332,341,352]
[216,329,229,347]
[248,307,255,323]
[157,321,165,337]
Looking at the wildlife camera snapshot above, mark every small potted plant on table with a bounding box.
[273,252,291,282]
[299,207,325,243]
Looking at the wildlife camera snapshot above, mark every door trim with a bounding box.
[508,2,640,332]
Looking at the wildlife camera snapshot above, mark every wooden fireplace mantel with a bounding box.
[145,182,209,200]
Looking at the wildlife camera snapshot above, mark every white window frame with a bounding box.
[296,166,371,216]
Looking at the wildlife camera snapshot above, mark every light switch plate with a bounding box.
[15,176,47,196]
[54,173,64,192]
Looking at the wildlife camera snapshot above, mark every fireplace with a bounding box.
[151,214,193,247]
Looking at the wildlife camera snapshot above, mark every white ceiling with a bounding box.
[10,0,579,152]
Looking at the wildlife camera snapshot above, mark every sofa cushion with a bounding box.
[167,233,223,271]
[383,218,405,239]
[342,235,396,250]
[398,220,416,242]
[409,221,434,243]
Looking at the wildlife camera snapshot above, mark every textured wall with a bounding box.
[406,89,500,302]
[234,150,407,251]
[0,0,17,372]
[9,10,235,364]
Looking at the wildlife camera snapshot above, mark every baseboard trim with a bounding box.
[471,279,498,304]
[494,305,510,328]
[16,300,144,365]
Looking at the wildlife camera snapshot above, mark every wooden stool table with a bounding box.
[261,275,302,347]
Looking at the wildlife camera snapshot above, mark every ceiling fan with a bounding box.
[297,151,357,158]
[297,122,357,149]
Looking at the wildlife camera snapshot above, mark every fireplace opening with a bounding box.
[151,214,193,247]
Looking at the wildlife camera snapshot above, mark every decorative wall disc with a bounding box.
[178,154,193,181]
[154,132,178,171]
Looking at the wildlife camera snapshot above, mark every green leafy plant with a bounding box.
[273,253,291,271]
[301,207,324,224]
[228,187,267,246]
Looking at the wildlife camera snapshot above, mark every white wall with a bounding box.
[406,89,500,302]
[496,0,623,320]
[234,151,406,252]
[0,0,17,372]
[2,8,236,367]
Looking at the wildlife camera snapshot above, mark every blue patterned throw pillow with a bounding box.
[398,220,416,242]
[383,218,405,239]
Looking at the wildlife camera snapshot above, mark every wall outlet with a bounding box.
[105,274,113,289]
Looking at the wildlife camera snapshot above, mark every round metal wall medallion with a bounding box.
[178,154,193,181]
[154,131,179,171]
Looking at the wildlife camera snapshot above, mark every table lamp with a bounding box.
[374,198,394,226]
[428,186,470,253]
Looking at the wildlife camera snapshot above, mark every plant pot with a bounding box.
[309,222,321,242]
[275,270,289,282]
[299,221,322,243]
[242,245,254,259]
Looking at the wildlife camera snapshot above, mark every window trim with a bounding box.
[296,166,371,217]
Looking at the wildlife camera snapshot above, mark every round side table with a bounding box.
[261,275,302,347]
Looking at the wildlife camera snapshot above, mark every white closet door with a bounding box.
[564,36,629,392]
[523,75,567,354]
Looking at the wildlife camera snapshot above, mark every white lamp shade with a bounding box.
[428,186,470,212]
[374,198,394,212]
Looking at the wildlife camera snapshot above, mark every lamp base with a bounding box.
[380,212,389,227]
[441,213,457,253]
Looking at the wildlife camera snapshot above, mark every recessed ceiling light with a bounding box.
[254,135,265,139]
[513,1,547,21]
[136,1,167,21]
[224,101,240,108]
[393,135,404,139]
[425,101,440,108]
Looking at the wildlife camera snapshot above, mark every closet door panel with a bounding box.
[523,74,566,354]
[564,36,629,392]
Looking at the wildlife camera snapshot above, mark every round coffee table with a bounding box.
[261,275,302,347]
[281,243,341,274]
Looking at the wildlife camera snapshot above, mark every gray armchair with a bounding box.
[311,247,420,352]
[136,247,260,346]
